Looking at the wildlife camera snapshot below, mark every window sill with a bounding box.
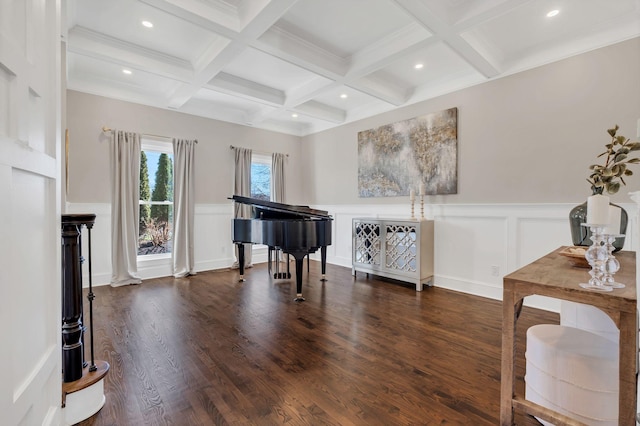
[138,253,171,263]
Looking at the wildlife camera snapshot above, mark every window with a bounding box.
[139,138,173,257]
[251,153,271,201]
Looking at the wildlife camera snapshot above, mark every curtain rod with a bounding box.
[101,126,197,143]
[230,144,288,157]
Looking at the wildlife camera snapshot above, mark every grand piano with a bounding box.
[230,195,333,301]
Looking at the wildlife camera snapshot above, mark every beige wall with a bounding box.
[66,91,304,204]
[301,38,640,205]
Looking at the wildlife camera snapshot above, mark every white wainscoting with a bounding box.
[312,201,638,313]
[66,201,638,313]
[65,203,270,286]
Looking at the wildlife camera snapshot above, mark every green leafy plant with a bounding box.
[587,125,640,195]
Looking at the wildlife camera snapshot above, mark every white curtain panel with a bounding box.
[109,130,142,286]
[271,152,286,203]
[172,138,197,277]
[233,147,252,267]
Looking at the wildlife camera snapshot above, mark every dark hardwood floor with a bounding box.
[78,260,556,425]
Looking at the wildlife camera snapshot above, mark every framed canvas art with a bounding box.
[358,107,458,197]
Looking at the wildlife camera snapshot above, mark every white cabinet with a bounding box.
[352,218,434,291]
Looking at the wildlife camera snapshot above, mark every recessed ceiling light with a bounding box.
[291,113,298,118]
[141,20,153,28]
[546,9,559,17]
[122,69,132,75]
[414,63,424,70]
[340,94,348,99]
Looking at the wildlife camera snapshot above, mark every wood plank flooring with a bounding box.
[78,260,557,425]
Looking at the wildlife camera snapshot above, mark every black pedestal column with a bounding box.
[61,214,95,383]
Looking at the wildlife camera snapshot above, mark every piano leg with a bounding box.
[293,254,305,302]
[237,243,245,282]
[286,254,291,278]
[320,245,328,282]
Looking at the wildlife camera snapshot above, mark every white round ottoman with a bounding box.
[525,324,619,426]
[560,301,619,344]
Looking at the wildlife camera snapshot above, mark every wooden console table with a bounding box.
[500,246,637,425]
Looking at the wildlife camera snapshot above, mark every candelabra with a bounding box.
[602,233,625,288]
[578,224,612,292]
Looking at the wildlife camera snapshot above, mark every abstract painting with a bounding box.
[357,107,458,197]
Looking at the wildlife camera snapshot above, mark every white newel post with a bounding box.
[628,191,640,423]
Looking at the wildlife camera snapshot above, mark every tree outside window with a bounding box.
[139,140,174,256]
[251,154,271,201]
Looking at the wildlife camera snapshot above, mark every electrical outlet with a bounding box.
[491,265,500,277]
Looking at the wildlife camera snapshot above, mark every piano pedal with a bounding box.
[273,272,290,279]
[294,294,305,302]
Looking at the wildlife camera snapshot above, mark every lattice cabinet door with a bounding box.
[385,223,418,272]
[353,220,381,266]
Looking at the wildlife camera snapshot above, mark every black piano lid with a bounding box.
[230,195,332,220]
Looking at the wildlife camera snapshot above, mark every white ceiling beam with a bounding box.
[259,121,311,137]
[245,103,340,128]
[179,97,257,125]
[349,73,411,106]
[258,28,435,110]
[255,26,347,78]
[140,0,242,36]
[192,37,232,74]
[161,0,299,109]
[66,79,173,111]
[208,72,285,105]
[67,27,193,82]
[282,78,337,109]
[347,22,432,77]
[244,98,345,128]
[295,100,345,123]
[453,0,536,30]
[237,0,274,29]
[392,0,501,78]
[257,22,438,108]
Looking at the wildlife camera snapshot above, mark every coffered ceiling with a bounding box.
[64,0,640,136]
